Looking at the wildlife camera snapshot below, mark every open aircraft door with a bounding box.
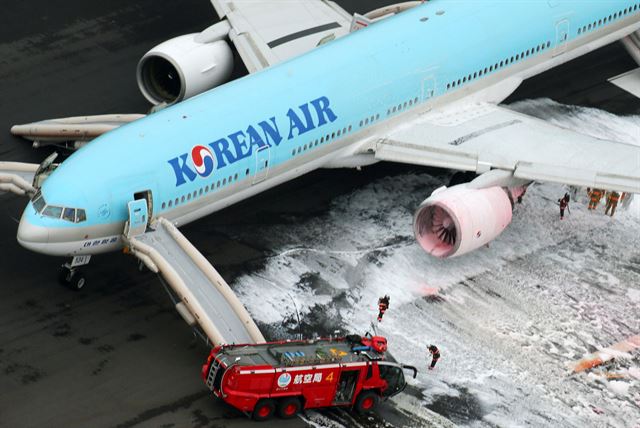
[124,199,148,239]
[252,145,270,184]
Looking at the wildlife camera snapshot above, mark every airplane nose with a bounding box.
[17,211,49,252]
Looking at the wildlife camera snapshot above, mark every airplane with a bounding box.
[6,0,640,291]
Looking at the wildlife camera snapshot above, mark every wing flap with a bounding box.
[376,103,640,193]
[211,0,351,72]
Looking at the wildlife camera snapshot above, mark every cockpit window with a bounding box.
[42,205,63,219]
[31,190,87,223]
[63,207,76,222]
[32,194,46,213]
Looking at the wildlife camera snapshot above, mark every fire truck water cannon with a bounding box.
[201,335,417,421]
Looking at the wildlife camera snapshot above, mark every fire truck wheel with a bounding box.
[355,390,379,413]
[277,397,301,419]
[252,399,276,421]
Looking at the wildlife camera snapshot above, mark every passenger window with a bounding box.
[199,189,203,196]
[245,169,250,175]
[168,200,173,207]
[76,209,86,223]
[187,193,191,201]
[161,202,166,210]
[205,185,210,192]
[63,207,75,222]
[43,205,63,219]
[234,173,238,180]
[223,178,227,185]
[181,195,185,202]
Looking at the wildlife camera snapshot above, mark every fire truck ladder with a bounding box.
[126,216,265,346]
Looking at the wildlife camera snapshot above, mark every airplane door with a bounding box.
[134,190,153,227]
[125,199,148,239]
[252,145,270,184]
[421,76,436,102]
[554,19,570,56]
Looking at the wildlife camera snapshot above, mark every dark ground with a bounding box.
[1,1,639,427]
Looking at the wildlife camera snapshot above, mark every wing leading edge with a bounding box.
[375,103,640,193]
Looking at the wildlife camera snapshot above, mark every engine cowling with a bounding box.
[137,34,233,105]
[413,184,513,258]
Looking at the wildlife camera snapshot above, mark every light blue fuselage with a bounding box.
[18,0,640,255]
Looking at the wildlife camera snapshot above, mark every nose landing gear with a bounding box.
[57,255,91,290]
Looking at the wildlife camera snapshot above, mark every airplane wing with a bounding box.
[210,0,352,73]
[374,103,640,193]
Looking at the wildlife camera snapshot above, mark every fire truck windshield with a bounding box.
[378,363,406,397]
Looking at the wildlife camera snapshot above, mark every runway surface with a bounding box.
[1,1,639,427]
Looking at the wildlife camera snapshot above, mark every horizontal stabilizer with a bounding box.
[608,67,640,98]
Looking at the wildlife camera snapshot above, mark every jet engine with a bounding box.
[413,184,513,258]
[137,33,233,105]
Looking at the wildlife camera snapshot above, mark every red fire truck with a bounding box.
[201,334,417,421]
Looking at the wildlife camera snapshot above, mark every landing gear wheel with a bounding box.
[58,264,86,290]
[354,390,379,414]
[277,397,301,419]
[69,272,86,291]
[252,399,276,421]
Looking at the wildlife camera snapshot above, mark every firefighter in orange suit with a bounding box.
[605,191,620,217]
[588,188,604,210]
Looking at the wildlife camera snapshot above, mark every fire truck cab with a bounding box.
[201,334,417,421]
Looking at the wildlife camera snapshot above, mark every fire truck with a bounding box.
[201,334,417,421]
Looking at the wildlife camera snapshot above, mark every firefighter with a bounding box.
[377,295,390,322]
[605,191,620,217]
[427,345,440,370]
[588,188,604,210]
[558,193,570,220]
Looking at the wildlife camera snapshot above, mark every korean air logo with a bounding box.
[277,373,291,388]
[191,145,216,177]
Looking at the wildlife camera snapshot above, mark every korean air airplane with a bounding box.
[6,0,640,290]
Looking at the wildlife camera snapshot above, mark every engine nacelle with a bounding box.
[413,184,513,258]
[137,34,233,105]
